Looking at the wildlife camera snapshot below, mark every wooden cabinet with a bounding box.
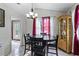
[58,16,72,53]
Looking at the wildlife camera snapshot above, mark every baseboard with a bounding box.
[13,39,20,41]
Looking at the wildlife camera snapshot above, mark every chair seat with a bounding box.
[47,43,56,47]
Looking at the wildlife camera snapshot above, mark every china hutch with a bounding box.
[58,15,72,53]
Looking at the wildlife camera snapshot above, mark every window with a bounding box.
[36,17,50,39]
[36,18,42,36]
[42,17,50,35]
[35,17,55,39]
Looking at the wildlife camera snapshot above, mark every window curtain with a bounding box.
[74,5,79,55]
[32,18,36,36]
[42,16,50,39]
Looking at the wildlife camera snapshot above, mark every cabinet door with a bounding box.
[58,39,67,51]
[58,16,67,51]
[61,39,67,51]
[60,18,67,40]
[67,18,72,53]
[58,38,62,48]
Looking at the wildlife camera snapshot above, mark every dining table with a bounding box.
[30,35,56,56]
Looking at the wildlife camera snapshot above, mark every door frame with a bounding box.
[11,20,21,41]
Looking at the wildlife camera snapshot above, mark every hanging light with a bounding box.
[26,3,38,19]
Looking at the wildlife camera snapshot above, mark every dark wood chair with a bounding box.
[24,33,31,55]
[47,35,58,56]
[30,37,46,56]
[40,33,47,38]
[40,33,50,40]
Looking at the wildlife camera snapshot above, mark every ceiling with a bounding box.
[34,3,75,11]
[4,3,75,16]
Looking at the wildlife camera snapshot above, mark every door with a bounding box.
[12,20,21,41]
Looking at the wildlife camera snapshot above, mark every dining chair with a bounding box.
[30,37,46,56]
[40,33,50,40]
[47,35,58,56]
[24,33,31,55]
[40,33,47,38]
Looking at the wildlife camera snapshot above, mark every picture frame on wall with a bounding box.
[0,8,5,27]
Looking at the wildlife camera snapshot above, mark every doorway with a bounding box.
[11,20,21,56]
[11,20,21,41]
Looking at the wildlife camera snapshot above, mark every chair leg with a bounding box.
[56,48,58,56]
[47,46,48,56]
[24,44,26,55]
[29,44,31,50]
[31,45,33,56]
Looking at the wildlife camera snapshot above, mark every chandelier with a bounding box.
[26,3,38,19]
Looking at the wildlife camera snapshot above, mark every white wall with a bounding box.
[0,3,25,56]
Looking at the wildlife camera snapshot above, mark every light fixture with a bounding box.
[26,3,38,19]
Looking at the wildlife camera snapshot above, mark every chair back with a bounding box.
[30,37,45,47]
[56,35,58,47]
[30,37,45,56]
[24,34,27,42]
[40,33,47,38]
[49,35,58,47]
[24,33,31,43]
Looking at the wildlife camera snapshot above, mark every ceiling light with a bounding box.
[26,3,38,19]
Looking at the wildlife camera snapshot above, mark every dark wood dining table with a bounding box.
[30,35,56,56]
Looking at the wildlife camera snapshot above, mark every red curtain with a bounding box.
[32,18,36,36]
[74,5,79,55]
[32,17,50,39]
[42,16,50,39]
